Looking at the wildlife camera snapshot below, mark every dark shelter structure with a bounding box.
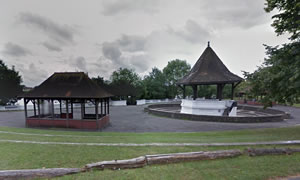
[177,42,243,100]
[19,72,113,130]
[94,81,138,105]
[110,82,138,105]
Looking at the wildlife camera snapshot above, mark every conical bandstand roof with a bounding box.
[177,44,243,85]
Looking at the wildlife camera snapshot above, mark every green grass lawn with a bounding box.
[1,126,300,144]
[293,103,300,108]
[0,126,300,179]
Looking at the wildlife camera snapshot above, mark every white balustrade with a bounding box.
[180,99,236,116]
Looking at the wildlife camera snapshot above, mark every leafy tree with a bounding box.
[91,76,110,86]
[110,68,141,87]
[163,59,191,98]
[244,0,300,106]
[262,42,300,105]
[0,60,23,105]
[265,0,300,41]
[110,68,142,103]
[142,67,167,99]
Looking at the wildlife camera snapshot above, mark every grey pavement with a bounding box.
[0,105,299,132]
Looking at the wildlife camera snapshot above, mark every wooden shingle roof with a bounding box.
[177,44,243,85]
[20,72,113,99]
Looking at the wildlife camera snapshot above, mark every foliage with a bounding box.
[110,68,141,87]
[0,60,23,105]
[162,59,191,98]
[265,0,300,41]
[94,60,191,100]
[142,67,167,99]
[91,76,110,86]
[243,0,300,106]
[263,42,300,105]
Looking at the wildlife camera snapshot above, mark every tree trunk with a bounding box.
[0,168,82,180]
[146,150,242,165]
[85,150,242,170]
[85,156,147,170]
[245,148,300,156]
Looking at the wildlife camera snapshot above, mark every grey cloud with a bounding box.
[199,0,267,28]
[42,42,62,52]
[101,0,160,16]
[18,63,48,87]
[128,54,151,73]
[101,41,151,73]
[72,56,87,72]
[169,20,211,44]
[3,42,32,57]
[18,12,76,45]
[89,57,114,79]
[102,42,122,61]
[117,34,146,52]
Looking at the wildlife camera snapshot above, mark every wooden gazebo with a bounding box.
[177,42,243,100]
[19,72,113,130]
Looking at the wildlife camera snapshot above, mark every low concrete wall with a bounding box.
[146,104,288,123]
[26,115,110,130]
[137,99,146,105]
[111,100,127,106]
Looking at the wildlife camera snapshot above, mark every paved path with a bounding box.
[0,105,299,132]
[1,139,300,147]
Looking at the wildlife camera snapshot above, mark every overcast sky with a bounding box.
[0,0,289,87]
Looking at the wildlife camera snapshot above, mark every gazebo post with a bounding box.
[217,84,220,100]
[101,99,103,116]
[192,85,198,100]
[51,99,55,119]
[107,98,109,114]
[104,98,107,115]
[83,100,86,116]
[95,99,99,119]
[33,100,36,117]
[24,98,28,118]
[37,99,41,118]
[217,84,225,100]
[231,83,234,100]
[41,100,44,116]
[71,100,73,116]
[81,100,84,119]
[66,100,69,128]
[183,85,186,99]
[59,100,62,115]
[24,98,28,127]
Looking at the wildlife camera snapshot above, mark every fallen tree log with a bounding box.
[85,150,242,170]
[85,156,147,170]
[245,148,300,156]
[0,168,82,180]
[146,150,242,165]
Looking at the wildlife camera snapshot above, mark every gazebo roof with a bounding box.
[177,43,243,85]
[20,72,113,99]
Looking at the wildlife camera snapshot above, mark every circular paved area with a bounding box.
[0,105,299,132]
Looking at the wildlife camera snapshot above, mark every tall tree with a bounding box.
[91,76,109,86]
[110,68,141,87]
[142,67,167,99]
[262,42,300,105]
[265,0,300,41]
[163,59,191,98]
[245,0,300,106]
[0,60,23,105]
